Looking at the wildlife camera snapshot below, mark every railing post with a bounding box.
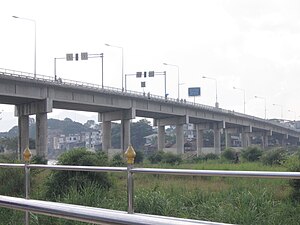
[23,146,32,225]
[124,145,136,214]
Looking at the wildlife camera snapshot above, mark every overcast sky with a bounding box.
[0,0,300,131]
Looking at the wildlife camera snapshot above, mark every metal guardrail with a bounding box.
[0,195,226,225]
[1,159,300,224]
[0,67,299,134]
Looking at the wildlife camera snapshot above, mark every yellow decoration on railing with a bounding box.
[23,146,32,162]
[124,145,136,165]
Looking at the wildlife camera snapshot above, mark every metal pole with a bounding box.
[23,147,31,225]
[177,66,180,100]
[54,58,57,81]
[127,164,134,214]
[34,20,36,78]
[25,161,30,225]
[101,53,104,88]
[164,71,167,99]
[121,48,124,92]
[125,75,127,92]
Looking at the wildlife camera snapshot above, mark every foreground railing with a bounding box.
[1,146,300,224]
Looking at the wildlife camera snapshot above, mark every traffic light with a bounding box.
[144,71,147,77]
[75,53,79,61]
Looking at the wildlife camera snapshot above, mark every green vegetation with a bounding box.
[1,147,300,224]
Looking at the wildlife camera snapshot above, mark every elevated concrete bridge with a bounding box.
[0,68,299,158]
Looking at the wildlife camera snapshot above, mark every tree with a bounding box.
[130,119,154,150]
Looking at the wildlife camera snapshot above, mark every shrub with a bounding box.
[241,146,262,162]
[110,153,126,167]
[162,152,182,165]
[45,148,112,200]
[148,151,165,164]
[261,148,287,166]
[285,155,300,202]
[135,150,144,164]
[205,153,219,160]
[222,148,237,162]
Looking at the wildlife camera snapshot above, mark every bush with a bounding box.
[241,146,262,162]
[205,153,219,160]
[45,148,112,200]
[148,151,165,164]
[222,148,238,162]
[261,148,287,166]
[110,153,126,167]
[285,155,300,202]
[135,150,144,164]
[162,152,182,165]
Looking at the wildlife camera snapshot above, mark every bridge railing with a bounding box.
[1,159,300,224]
[0,67,299,133]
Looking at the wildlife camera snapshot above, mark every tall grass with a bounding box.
[0,160,300,224]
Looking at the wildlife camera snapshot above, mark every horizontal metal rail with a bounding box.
[0,195,226,225]
[1,163,300,179]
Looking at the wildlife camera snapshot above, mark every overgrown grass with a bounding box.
[1,158,300,224]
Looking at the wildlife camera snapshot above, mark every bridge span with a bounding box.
[0,68,299,158]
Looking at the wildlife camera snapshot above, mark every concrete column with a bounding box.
[102,121,111,153]
[176,124,184,154]
[121,119,131,152]
[262,134,269,149]
[196,128,203,156]
[225,130,231,148]
[241,132,251,148]
[213,127,221,155]
[157,125,165,151]
[18,115,29,160]
[36,113,48,159]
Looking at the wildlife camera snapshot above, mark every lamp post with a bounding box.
[254,95,267,119]
[13,16,36,78]
[163,63,180,100]
[272,103,283,119]
[233,86,246,114]
[105,43,124,91]
[203,76,219,108]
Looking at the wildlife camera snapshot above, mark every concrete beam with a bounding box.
[15,98,52,116]
[155,115,189,126]
[99,108,136,122]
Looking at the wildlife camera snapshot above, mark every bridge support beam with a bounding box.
[157,125,165,151]
[213,122,225,155]
[15,99,52,159]
[121,119,131,152]
[102,121,112,153]
[154,116,188,154]
[196,127,203,156]
[241,126,252,148]
[18,115,29,160]
[99,108,135,152]
[225,130,232,148]
[176,124,184,154]
[36,113,48,159]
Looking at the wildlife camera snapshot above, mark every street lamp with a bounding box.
[163,63,180,100]
[272,103,283,119]
[254,95,267,119]
[105,43,124,91]
[203,76,219,108]
[13,16,36,78]
[233,86,246,114]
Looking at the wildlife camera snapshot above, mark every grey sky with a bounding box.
[0,0,300,131]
